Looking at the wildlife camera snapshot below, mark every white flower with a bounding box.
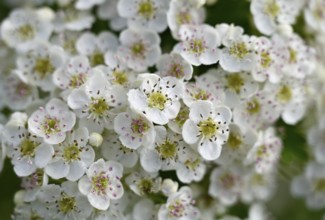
[53,55,91,95]
[218,24,257,72]
[67,69,126,132]
[182,100,231,160]
[117,28,161,71]
[157,52,193,80]
[133,199,158,220]
[101,130,139,168]
[176,146,206,183]
[2,73,38,111]
[174,24,220,66]
[20,169,48,202]
[168,101,190,134]
[78,159,124,210]
[209,166,243,206]
[304,0,325,33]
[76,32,118,67]
[114,109,155,150]
[125,169,162,196]
[140,126,186,172]
[118,0,169,33]
[217,123,257,165]
[28,98,76,144]
[97,0,127,31]
[53,7,95,32]
[167,0,205,39]
[128,74,184,125]
[250,0,302,35]
[75,0,105,10]
[1,8,52,51]
[158,186,200,220]
[45,127,95,181]
[3,116,53,177]
[245,127,282,173]
[37,181,93,220]
[15,42,65,91]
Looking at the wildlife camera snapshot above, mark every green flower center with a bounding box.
[276,85,292,103]
[315,179,325,192]
[168,63,184,79]
[168,200,185,217]
[174,107,189,127]
[193,89,209,100]
[20,139,38,157]
[137,178,153,195]
[226,73,244,94]
[138,1,155,19]
[131,42,146,58]
[184,158,201,171]
[131,118,149,135]
[176,12,192,25]
[63,144,80,162]
[198,118,217,139]
[18,24,35,40]
[156,140,177,159]
[288,47,297,63]
[64,40,77,55]
[69,74,87,88]
[190,39,205,54]
[260,51,272,68]
[92,172,109,195]
[90,51,105,66]
[229,42,249,59]
[59,195,76,214]
[33,58,54,78]
[89,98,109,116]
[227,132,242,149]
[113,71,128,85]
[264,0,280,17]
[148,92,167,110]
[256,145,269,158]
[246,98,261,115]
[42,117,60,134]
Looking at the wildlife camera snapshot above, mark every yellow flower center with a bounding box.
[18,24,35,40]
[190,39,205,54]
[63,144,80,162]
[226,73,244,94]
[184,158,201,171]
[43,118,60,134]
[69,74,87,88]
[156,139,177,159]
[89,98,109,116]
[59,195,76,214]
[20,139,38,157]
[198,118,217,139]
[131,42,146,58]
[137,178,154,195]
[33,58,54,78]
[229,42,249,59]
[260,51,272,68]
[138,1,155,19]
[92,172,109,195]
[148,92,167,110]
[288,47,297,63]
[264,0,280,18]
[227,132,242,149]
[176,12,192,25]
[246,98,261,115]
[90,51,105,66]
[131,118,149,135]
[193,89,209,100]
[276,85,292,103]
[112,71,128,85]
[168,63,184,79]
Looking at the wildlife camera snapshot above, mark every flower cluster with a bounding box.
[0,0,323,219]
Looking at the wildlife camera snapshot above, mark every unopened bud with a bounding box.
[89,132,103,147]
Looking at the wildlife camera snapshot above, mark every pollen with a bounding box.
[148,92,167,110]
[20,139,38,157]
[198,118,217,139]
[58,195,76,214]
[69,74,87,88]
[246,98,261,115]
[113,71,128,85]
[229,42,249,59]
[264,0,280,18]
[131,117,149,135]
[131,42,146,58]
[18,24,35,40]
[63,144,80,162]
[260,51,272,68]
[184,158,201,171]
[92,172,109,195]
[288,47,297,63]
[137,178,153,195]
[89,98,109,116]
[276,85,292,103]
[168,200,185,218]
[194,89,209,100]
[42,117,60,135]
[33,58,54,78]
[156,139,177,159]
[90,51,105,66]
[137,1,155,19]
[190,39,205,54]
[226,73,244,94]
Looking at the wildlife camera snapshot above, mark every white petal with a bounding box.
[34,143,54,168]
[78,175,92,195]
[182,120,200,144]
[198,139,222,160]
[88,193,110,210]
[45,159,69,179]
[66,160,85,181]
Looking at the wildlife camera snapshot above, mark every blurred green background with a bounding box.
[0,0,324,219]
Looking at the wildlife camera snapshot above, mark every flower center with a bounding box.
[227,132,242,149]
[63,144,80,162]
[90,51,105,66]
[92,172,109,195]
[256,145,269,159]
[251,174,265,185]
[315,179,325,192]
[58,195,76,214]
[33,58,54,78]
[21,169,44,189]
[264,0,280,18]
[148,92,167,110]
[198,118,217,139]
[193,89,209,100]
[69,73,87,88]
[226,73,244,94]
[176,12,192,25]
[30,213,43,220]
[18,24,35,40]
[42,117,60,134]
[113,70,128,85]
[189,39,205,54]
[168,200,185,217]
[131,118,149,135]
[184,158,201,171]
[156,139,178,159]
[89,98,109,116]
[64,39,77,55]
[137,178,154,195]
[229,42,249,59]
[260,51,272,68]
[288,47,297,63]
[276,85,292,103]
[20,139,38,157]
[15,82,32,96]
[220,173,235,189]
[174,107,189,127]
[168,63,184,79]
[131,42,146,58]
[138,1,155,19]
[246,98,261,115]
